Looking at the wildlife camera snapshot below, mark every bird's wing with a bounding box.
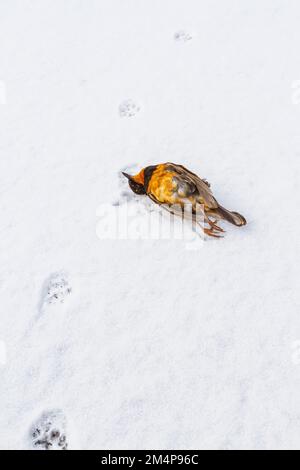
[165,163,219,209]
[148,194,202,223]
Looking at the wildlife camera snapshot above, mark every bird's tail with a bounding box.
[214,205,247,226]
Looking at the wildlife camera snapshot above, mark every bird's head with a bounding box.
[122,169,146,195]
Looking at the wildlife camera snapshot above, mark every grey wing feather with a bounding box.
[148,194,200,222]
[165,163,219,209]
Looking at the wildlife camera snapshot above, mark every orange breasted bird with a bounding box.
[122,163,246,237]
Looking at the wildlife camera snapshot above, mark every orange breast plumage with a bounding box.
[147,166,178,204]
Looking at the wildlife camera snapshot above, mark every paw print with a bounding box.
[174,30,192,43]
[119,99,140,118]
[30,410,68,450]
[41,272,71,312]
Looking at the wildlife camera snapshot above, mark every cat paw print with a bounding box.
[40,272,71,313]
[30,409,68,450]
[174,30,192,43]
[119,99,140,118]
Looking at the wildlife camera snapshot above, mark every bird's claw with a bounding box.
[207,218,225,233]
[204,228,224,238]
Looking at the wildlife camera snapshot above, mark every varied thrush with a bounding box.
[123,163,246,237]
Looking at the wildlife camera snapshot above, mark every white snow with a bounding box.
[0,0,300,450]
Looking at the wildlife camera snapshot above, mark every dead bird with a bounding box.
[123,163,246,237]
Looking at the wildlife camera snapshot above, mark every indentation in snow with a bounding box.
[30,409,68,450]
[174,30,192,42]
[111,164,141,206]
[119,99,140,117]
[40,272,71,314]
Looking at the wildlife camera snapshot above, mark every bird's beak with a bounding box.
[122,172,132,180]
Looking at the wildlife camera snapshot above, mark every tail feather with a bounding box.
[214,205,247,226]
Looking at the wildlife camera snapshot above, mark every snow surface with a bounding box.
[0,0,300,450]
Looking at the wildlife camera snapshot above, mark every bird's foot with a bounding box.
[204,227,224,238]
[207,218,225,233]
